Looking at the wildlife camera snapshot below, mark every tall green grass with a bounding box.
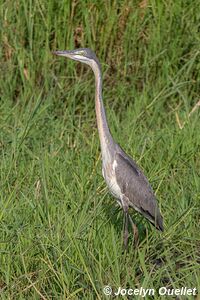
[0,1,200,299]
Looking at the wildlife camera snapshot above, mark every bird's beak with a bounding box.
[52,50,88,64]
[52,50,73,58]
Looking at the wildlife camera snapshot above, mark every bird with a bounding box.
[53,48,164,248]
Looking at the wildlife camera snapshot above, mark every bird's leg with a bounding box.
[123,211,129,249]
[128,215,139,245]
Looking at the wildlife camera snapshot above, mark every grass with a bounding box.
[0,0,200,299]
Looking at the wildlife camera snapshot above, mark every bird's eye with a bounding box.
[77,51,85,56]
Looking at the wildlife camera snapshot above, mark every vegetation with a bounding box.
[0,0,199,299]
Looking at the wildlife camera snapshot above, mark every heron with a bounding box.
[53,48,164,248]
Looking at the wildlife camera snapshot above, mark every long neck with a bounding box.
[91,62,114,157]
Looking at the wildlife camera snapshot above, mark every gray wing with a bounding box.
[115,149,164,231]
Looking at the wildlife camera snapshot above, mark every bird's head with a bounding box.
[53,48,100,69]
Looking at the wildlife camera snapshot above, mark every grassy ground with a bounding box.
[1,0,200,299]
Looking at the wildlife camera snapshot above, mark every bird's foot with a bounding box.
[128,215,139,246]
[123,227,129,250]
[123,212,129,250]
